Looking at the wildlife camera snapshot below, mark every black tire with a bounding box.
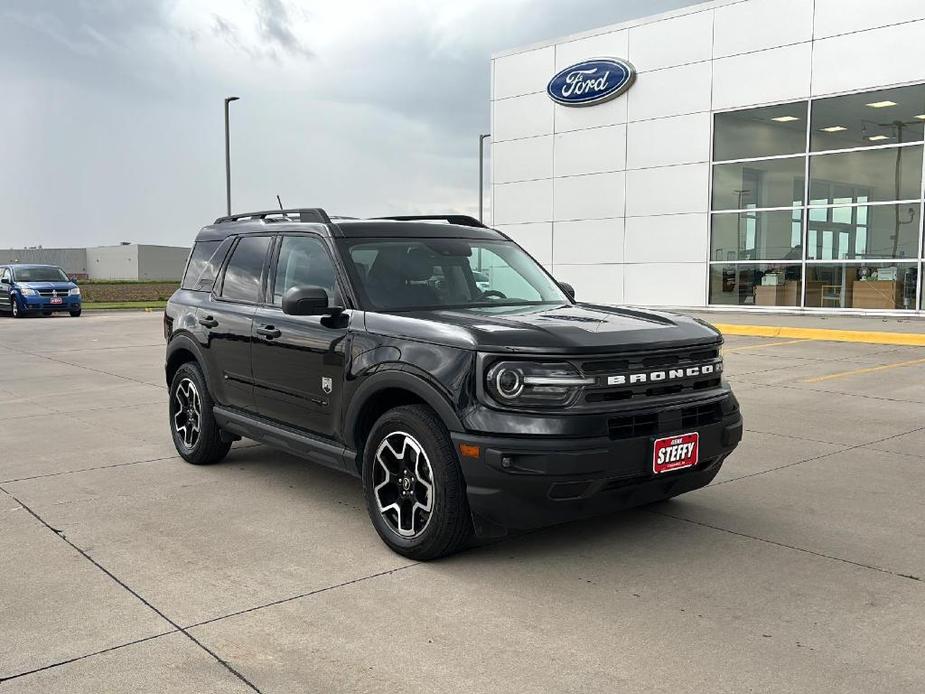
[169,361,231,465]
[362,405,472,560]
[42,311,53,316]
[11,297,23,318]
[69,309,82,317]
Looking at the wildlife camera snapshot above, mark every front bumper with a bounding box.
[452,394,743,535]
[21,295,81,312]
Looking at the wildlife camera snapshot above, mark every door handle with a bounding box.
[199,315,219,328]
[256,325,282,339]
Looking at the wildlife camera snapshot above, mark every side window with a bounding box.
[181,240,220,290]
[272,235,340,305]
[219,236,271,303]
[194,237,233,291]
[1,268,9,283]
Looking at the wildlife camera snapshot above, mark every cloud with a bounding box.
[0,0,701,248]
[255,0,314,60]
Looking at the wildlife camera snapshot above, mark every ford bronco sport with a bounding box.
[164,208,742,560]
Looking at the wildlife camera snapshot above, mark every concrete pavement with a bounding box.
[1,311,923,692]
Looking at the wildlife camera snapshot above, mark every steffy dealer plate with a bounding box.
[652,432,699,474]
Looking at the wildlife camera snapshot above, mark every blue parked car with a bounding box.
[0,264,82,318]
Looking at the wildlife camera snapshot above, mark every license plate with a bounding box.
[653,432,699,474]
[50,297,63,305]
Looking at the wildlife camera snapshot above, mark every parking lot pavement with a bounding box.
[1,312,924,692]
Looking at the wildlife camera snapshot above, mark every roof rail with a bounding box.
[372,214,488,229]
[214,208,332,225]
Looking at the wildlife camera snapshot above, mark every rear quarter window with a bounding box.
[181,239,231,291]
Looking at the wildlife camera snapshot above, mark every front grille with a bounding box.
[607,401,724,441]
[580,344,722,408]
[681,402,723,429]
[608,412,659,440]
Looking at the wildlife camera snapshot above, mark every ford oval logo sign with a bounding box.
[547,58,636,107]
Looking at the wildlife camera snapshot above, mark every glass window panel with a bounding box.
[220,236,271,303]
[711,210,804,261]
[712,157,805,210]
[181,240,220,290]
[805,262,918,310]
[805,203,919,260]
[809,145,923,205]
[709,263,803,307]
[272,235,340,305]
[713,102,808,161]
[811,84,925,152]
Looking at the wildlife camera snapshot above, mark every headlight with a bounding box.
[69,287,81,296]
[485,360,594,407]
[19,287,37,296]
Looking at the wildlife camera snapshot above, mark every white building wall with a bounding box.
[87,245,140,280]
[137,245,191,281]
[490,0,925,308]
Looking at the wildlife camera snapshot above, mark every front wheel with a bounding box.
[362,405,472,560]
[169,362,231,465]
[11,297,23,318]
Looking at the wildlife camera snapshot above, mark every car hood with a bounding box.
[17,281,76,292]
[364,303,722,354]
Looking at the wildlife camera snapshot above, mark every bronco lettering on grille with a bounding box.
[606,362,722,386]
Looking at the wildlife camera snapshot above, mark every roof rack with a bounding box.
[372,215,488,229]
[214,208,332,225]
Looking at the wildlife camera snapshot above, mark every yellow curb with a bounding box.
[712,323,925,347]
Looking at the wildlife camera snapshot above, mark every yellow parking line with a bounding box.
[713,323,925,347]
[804,357,925,383]
[724,339,808,353]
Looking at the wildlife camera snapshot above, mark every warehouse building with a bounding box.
[490,0,925,313]
[0,244,190,280]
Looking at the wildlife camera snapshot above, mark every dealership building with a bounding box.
[490,0,925,314]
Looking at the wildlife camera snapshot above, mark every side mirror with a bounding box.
[282,286,343,316]
[559,281,576,301]
[0,278,9,285]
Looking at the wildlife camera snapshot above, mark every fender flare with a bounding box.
[343,368,465,451]
[165,332,211,387]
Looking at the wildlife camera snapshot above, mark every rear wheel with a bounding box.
[42,311,52,316]
[362,405,472,560]
[69,309,82,317]
[169,362,231,465]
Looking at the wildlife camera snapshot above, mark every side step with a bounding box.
[213,406,358,477]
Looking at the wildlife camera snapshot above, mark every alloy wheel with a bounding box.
[11,299,17,317]
[372,431,435,538]
[173,378,202,449]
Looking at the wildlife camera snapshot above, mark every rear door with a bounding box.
[202,234,273,412]
[251,233,351,439]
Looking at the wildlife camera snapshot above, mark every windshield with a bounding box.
[13,266,69,282]
[339,238,569,311]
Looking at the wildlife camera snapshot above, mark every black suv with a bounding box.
[165,208,742,559]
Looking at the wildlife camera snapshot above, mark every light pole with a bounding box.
[478,133,490,223]
[224,96,240,216]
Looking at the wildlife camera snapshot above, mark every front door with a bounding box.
[251,233,350,440]
[203,234,273,412]
[0,268,11,311]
